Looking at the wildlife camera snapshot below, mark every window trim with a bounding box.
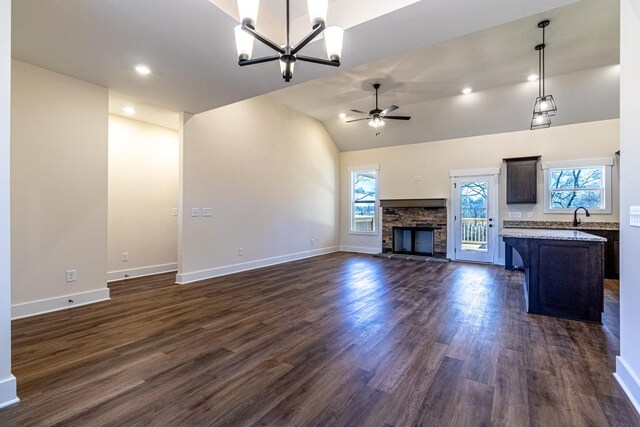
[542,158,613,214]
[348,165,379,235]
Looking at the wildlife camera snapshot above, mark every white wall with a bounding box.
[108,115,179,280]
[0,0,18,409]
[10,61,109,318]
[340,119,620,256]
[178,95,340,283]
[616,0,640,414]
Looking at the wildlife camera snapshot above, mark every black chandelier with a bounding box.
[530,20,558,130]
[234,0,344,82]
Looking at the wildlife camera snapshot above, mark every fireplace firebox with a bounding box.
[393,227,434,256]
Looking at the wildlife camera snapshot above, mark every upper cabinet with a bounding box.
[504,156,541,204]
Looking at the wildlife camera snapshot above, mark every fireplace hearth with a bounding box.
[381,199,447,258]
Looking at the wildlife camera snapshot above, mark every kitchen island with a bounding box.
[500,228,606,323]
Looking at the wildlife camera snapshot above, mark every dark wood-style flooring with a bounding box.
[1,252,638,426]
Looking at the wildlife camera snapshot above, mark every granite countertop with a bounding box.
[503,220,619,231]
[499,228,607,242]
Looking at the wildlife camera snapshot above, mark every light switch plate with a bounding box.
[631,206,640,227]
[172,208,178,216]
[191,208,200,217]
[202,208,212,217]
[509,212,522,218]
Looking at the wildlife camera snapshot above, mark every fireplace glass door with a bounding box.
[393,227,434,256]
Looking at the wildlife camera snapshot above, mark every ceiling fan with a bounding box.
[347,83,411,128]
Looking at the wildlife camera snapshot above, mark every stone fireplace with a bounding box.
[381,199,447,258]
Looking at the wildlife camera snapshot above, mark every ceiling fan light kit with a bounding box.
[530,20,557,130]
[234,0,343,82]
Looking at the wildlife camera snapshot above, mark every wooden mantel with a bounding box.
[379,198,447,209]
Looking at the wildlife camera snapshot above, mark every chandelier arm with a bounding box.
[296,55,340,67]
[238,55,280,66]
[286,0,290,46]
[291,24,325,55]
[241,25,286,54]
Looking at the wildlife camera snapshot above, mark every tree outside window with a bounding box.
[549,167,603,209]
[351,171,377,233]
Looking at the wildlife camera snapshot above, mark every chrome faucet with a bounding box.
[573,206,590,227]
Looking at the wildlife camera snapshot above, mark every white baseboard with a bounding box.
[615,356,640,415]
[176,246,339,284]
[339,245,380,255]
[11,288,110,320]
[0,375,19,409]
[107,262,178,282]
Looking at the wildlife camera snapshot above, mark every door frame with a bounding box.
[449,168,501,264]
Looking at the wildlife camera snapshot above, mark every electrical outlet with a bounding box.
[413,175,423,182]
[66,270,77,283]
[172,208,178,216]
[191,208,200,217]
[526,212,533,218]
[238,248,244,256]
[202,208,212,217]
[122,252,129,262]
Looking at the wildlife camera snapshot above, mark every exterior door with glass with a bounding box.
[453,175,498,263]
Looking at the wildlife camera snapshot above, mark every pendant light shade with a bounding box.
[307,0,328,27]
[530,20,557,130]
[324,26,344,61]
[234,25,254,61]
[531,111,551,130]
[533,95,557,116]
[237,0,260,27]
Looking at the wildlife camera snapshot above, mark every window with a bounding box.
[350,167,378,234]
[542,158,613,213]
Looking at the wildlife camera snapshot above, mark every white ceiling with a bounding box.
[11,0,618,151]
[268,0,620,151]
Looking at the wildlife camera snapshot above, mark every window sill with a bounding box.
[348,231,379,236]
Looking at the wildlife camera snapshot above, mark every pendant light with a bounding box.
[234,0,343,82]
[530,20,557,130]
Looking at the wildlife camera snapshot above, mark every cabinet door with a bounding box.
[506,159,538,204]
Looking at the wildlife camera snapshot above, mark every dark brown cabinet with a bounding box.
[503,236,604,323]
[504,156,541,204]
[581,229,620,279]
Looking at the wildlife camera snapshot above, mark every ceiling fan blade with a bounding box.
[350,109,369,115]
[346,118,371,123]
[384,116,412,120]
[381,105,399,116]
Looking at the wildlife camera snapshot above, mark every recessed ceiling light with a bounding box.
[122,106,136,115]
[339,113,346,119]
[462,87,472,95]
[527,74,539,82]
[135,65,151,75]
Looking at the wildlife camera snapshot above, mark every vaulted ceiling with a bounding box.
[12,0,619,151]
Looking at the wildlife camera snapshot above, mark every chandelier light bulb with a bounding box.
[307,0,328,27]
[324,26,344,61]
[237,0,260,27]
[234,25,254,60]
